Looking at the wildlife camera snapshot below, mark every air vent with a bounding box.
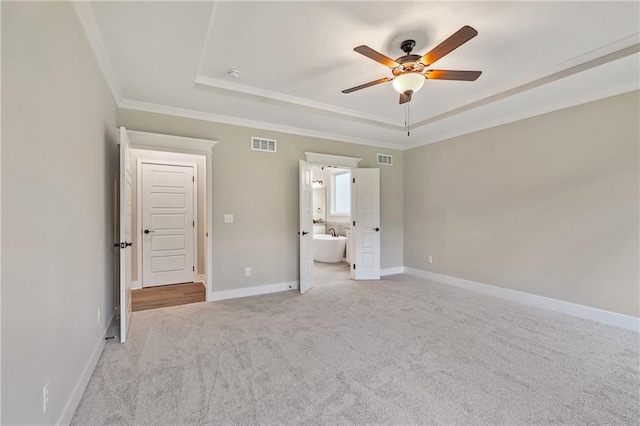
[251,137,277,153]
[377,154,393,165]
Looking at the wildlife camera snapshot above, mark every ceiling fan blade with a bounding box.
[426,70,482,81]
[354,45,400,68]
[342,77,392,94]
[399,92,412,104]
[419,26,478,66]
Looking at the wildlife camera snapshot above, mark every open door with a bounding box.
[351,168,380,280]
[299,160,314,293]
[118,127,133,343]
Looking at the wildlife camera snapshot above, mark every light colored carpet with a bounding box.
[72,274,639,425]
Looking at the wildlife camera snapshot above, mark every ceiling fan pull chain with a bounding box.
[407,103,411,137]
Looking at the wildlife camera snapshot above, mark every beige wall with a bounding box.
[1,2,117,424]
[404,91,639,317]
[117,110,404,291]
[130,149,207,285]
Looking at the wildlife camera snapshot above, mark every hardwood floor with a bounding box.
[132,282,205,312]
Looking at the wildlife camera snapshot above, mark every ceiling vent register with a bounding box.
[377,154,393,166]
[251,137,277,153]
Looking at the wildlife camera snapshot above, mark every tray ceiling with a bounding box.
[82,1,640,150]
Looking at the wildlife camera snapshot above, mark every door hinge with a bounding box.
[193,266,195,272]
[353,221,355,226]
[193,221,195,227]
[353,177,355,183]
[353,264,356,270]
[192,176,195,182]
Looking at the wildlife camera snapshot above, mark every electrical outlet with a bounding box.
[97,307,101,323]
[428,256,433,264]
[245,267,251,276]
[42,382,50,413]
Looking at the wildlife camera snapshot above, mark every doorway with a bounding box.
[299,152,381,294]
[117,127,217,342]
[131,152,205,311]
[311,165,351,285]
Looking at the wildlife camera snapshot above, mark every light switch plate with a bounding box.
[224,214,234,223]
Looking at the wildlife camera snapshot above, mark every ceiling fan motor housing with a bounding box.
[400,39,416,54]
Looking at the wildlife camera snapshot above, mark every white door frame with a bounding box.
[136,159,198,287]
[126,130,217,302]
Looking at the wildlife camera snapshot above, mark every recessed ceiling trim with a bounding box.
[119,99,405,151]
[194,75,404,128]
[403,81,639,150]
[72,1,122,103]
[412,43,640,130]
[194,0,221,79]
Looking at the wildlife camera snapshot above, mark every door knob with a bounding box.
[144,229,154,234]
[125,242,132,247]
[302,231,309,235]
[373,227,380,232]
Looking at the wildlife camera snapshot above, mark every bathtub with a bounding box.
[313,234,347,263]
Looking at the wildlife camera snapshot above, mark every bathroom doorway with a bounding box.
[299,152,381,294]
[311,165,352,285]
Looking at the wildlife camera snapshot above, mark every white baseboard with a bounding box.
[196,274,206,286]
[131,280,141,290]
[57,310,116,425]
[381,266,405,276]
[210,280,299,302]
[404,267,639,333]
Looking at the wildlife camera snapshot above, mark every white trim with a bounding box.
[196,274,206,285]
[404,268,640,333]
[57,310,116,425]
[137,159,198,288]
[210,281,299,302]
[127,130,217,154]
[381,266,405,276]
[131,280,140,290]
[195,75,401,127]
[304,152,362,168]
[71,2,122,103]
[119,99,403,151]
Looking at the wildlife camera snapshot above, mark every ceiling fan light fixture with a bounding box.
[392,72,425,95]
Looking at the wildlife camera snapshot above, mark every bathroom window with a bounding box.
[331,171,351,216]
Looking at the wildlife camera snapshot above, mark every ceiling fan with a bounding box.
[342,26,482,104]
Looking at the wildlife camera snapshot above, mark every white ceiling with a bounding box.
[80,1,640,150]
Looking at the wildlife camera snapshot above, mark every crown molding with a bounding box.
[119,99,405,151]
[72,1,122,103]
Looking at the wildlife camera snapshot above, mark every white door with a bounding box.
[141,163,195,287]
[299,160,314,293]
[351,168,381,280]
[119,127,133,343]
